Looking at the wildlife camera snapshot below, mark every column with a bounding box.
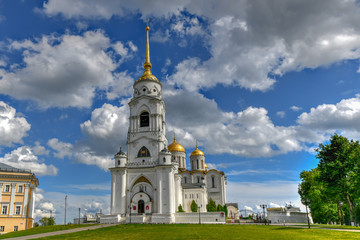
[28,184,36,218]
[9,183,16,216]
[0,183,3,204]
[157,170,162,213]
[175,175,182,211]
[119,170,127,215]
[168,169,175,213]
[22,185,30,217]
[110,171,116,214]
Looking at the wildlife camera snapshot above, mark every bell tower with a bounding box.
[127,19,167,164]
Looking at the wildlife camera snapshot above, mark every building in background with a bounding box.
[267,204,313,224]
[227,203,240,220]
[0,163,39,234]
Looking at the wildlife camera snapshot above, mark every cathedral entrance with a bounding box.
[138,200,145,214]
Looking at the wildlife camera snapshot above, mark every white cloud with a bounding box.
[0,31,133,109]
[43,1,360,92]
[32,142,49,156]
[290,106,302,112]
[297,95,360,131]
[0,146,58,176]
[0,101,31,146]
[34,190,56,219]
[276,111,285,118]
[48,138,73,159]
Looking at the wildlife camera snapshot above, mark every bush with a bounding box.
[178,204,185,212]
[206,198,217,212]
[191,200,198,212]
[39,217,55,226]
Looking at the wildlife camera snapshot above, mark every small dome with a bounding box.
[168,138,185,153]
[115,146,126,157]
[190,146,204,156]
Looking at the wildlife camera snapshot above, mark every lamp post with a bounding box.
[78,208,81,224]
[260,204,267,225]
[305,199,310,229]
[64,195,68,225]
[198,204,202,224]
[128,205,132,224]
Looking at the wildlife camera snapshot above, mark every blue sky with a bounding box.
[1,0,360,223]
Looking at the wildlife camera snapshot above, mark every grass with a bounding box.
[27,224,360,240]
[289,223,360,230]
[0,224,97,239]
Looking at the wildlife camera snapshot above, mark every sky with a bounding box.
[1,0,360,224]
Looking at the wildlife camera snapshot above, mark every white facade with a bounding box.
[108,23,226,224]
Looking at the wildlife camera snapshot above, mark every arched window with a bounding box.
[212,176,215,188]
[140,112,149,127]
[137,146,151,157]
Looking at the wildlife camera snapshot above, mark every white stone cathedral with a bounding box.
[107,22,226,224]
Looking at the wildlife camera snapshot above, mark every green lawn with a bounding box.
[31,224,360,240]
[0,224,97,239]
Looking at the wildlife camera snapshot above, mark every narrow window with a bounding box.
[118,160,120,165]
[197,176,200,183]
[196,160,199,169]
[163,157,166,163]
[14,226,18,232]
[184,177,187,184]
[137,146,151,157]
[212,176,215,188]
[2,206,7,215]
[15,206,21,215]
[18,185,23,193]
[4,185,10,192]
[140,112,149,127]
[0,226,4,232]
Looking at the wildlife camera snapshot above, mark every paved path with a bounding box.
[4,224,113,240]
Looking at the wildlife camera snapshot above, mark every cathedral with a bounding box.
[107,22,226,224]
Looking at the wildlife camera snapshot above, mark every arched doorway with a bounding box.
[138,200,145,214]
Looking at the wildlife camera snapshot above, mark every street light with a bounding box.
[198,204,202,224]
[78,208,81,225]
[128,205,132,224]
[64,195,68,225]
[305,199,310,229]
[260,204,267,225]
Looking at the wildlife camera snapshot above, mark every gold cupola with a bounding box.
[168,137,185,153]
[134,18,160,85]
[190,145,205,156]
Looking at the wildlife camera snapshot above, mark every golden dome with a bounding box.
[168,137,185,153]
[190,145,205,156]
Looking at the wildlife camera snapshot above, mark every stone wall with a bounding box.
[175,212,226,224]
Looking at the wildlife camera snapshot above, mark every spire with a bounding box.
[143,18,152,76]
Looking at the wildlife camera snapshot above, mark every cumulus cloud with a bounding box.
[0,101,30,146]
[0,31,134,109]
[34,189,57,219]
[0,146,58,176]
[42,0,360,93]
[48,103,129,170]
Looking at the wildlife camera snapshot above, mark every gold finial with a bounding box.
[143,18,152,75]
[196,139,198,149]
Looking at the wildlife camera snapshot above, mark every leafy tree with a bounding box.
[191,200,198,212]
[178,204,185,212]
[217,204,223,212]
[206,198,217,212]
[223,204,228,217]
[39,217,55,226]
[34,222,39,227]
[316,133,360,224]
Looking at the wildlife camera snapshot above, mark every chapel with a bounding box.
[107,21,226,223]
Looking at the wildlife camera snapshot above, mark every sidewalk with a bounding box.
[4,224,113,240]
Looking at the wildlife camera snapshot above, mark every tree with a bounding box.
[223,204,228,217]
[316,133,360,224]
[178,204,185,212]
[217,204,223,212]
[39,217,55,226]
[191,200,198,212]
[206,198,217,212]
